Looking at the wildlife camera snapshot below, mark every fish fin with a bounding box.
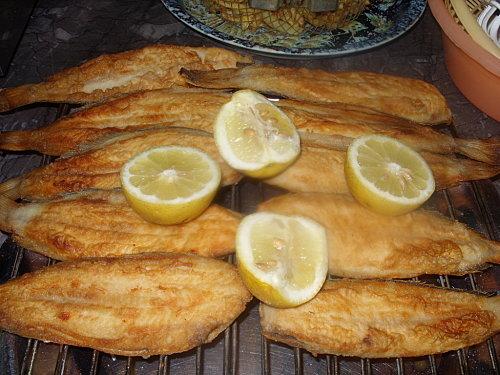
[0,177,22,199]
[423,152,500,189]
[485,295,500,330]
[0,85,39,113]
[0,130,37,151]
[298,131,352,150]
[181,68,238,89]
[0,195,17,232]
[486,241,500,264]
[455,137,500,165]
[457,159,500,183]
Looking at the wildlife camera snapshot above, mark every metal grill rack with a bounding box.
[0,104,499,374]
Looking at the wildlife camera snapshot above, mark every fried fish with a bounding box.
[0,190,240,260]
[1,133,498,201]
[265,147,500,195]
[260,279,500,358]
[0,128,241,201]
[258,193,500,278]
[182,65,452,125]
[0,44,252,112]
[1,90,497,165]
[0,254,252,356]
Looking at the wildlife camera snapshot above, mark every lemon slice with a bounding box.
[345,135,435,216]
[121,146,221,225]
[214,90,300,179]
[236,212,328,308]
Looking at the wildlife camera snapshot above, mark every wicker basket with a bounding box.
[444,0,488,30]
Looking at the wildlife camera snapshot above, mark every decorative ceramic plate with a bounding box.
[161,0,426,57]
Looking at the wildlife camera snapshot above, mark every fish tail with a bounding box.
[0,177,22,199]
[0,195,17,232]
[455,138,500,165]
[181,68,238,89]
[458,159,500,183]
[0,84,40,113]
[0,130,37,152]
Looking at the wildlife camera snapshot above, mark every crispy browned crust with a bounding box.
[0,88,231,155]
[0,254,252,356]
[1,133,496,201]
[258,193,500,278]
[2,89,498,165]
[0,191,240,260]
[264,147,499,195]
[422,152,500,189]
[182,65,452,125]
[1,128,241,201]
[0,45,252,112]
[260,279,500,358]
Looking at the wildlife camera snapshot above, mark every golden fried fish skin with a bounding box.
[264,147,500,195]
[0,191,240,260]
[1,89,497,165]
[182,65,452,125]
[0,254,252,357]
[0,128,241,201]
[258,193,500,278]
[260,279,500,358]
[0,45,252,112]
[0,88,231,156]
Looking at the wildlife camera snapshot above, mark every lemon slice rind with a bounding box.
[345,135,435,215]
[236,212,328,307]
[121,146,221,225]
[214,90,300,177]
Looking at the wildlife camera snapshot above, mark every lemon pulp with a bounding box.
[236,212,328,308]
[214,90,300,179]
[121,146,221,225]
[345,135,435,216]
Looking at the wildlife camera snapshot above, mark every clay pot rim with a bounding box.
[427,0,500,76]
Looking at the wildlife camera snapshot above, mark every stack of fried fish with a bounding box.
[0,44,499,359]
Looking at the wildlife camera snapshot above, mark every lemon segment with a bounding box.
[214,90,300,179]
[121,146,221,225]
[345,135,435,216]
[236,212,328,308]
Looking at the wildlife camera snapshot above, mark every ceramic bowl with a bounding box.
[428,0,500,121]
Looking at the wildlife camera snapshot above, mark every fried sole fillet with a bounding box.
[0,128,241,201]
[258,193,500,278]
[0,44,252,112]
[0,254,252,357]
[265,147,500,195]
[260,279,500,358]
[0,130,497,201]
[0,191,240,260]
[182,65,452,125]
[0,89,497,165]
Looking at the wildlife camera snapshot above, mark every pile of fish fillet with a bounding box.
[0,44,499,359]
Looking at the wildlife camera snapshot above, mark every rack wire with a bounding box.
[0,104,498,374]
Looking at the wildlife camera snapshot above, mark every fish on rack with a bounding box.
[265,147,500,195]
[0,128,242,201]
[0,190,240,260]
[0,130,498,201]
[258,193,500,279]
[0,44,252,112]
[0,89,497,165]
[260,279,500,358]
[181,65,453,125]
[0,253,252,357]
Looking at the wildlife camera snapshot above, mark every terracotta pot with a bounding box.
[428,0,500,121]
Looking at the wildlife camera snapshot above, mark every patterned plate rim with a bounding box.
[161,0,427,57]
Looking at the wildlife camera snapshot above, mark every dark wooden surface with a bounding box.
[0,1,499,374]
